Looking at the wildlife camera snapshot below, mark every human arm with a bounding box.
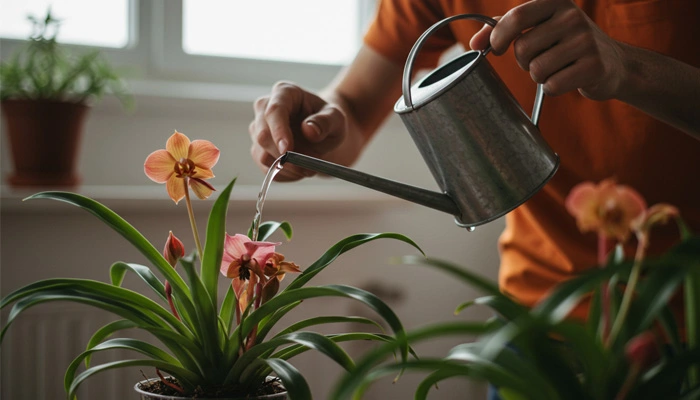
[469,0,700,138]
[249,45,404,181]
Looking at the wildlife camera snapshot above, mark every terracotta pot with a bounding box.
[134,378,288,400]
[1,99,89,187]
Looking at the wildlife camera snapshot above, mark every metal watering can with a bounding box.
[281,14,559,229]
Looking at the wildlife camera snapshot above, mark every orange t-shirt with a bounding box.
[364,0,700,319]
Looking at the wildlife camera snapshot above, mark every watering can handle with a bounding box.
[401,14,545,127]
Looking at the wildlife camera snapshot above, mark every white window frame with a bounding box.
[0,0,376,100]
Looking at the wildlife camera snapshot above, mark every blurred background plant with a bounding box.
[0,8,132,106]
[333,178,700,400]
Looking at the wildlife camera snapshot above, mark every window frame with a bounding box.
[0,0,376,97]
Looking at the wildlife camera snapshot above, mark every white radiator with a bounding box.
[1,304,147,400]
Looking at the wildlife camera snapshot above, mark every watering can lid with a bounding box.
[394,50,482,114]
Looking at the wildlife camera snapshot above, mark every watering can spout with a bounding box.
[280,151,462,219]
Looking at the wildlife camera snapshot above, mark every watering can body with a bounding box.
[281,14,559,229]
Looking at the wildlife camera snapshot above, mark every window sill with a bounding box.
[0,184,406,214]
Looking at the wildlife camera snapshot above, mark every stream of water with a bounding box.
[250,156,284,241]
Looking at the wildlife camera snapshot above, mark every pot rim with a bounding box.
[134,377,287,400]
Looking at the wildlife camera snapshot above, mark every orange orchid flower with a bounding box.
[144,130,220,204]
[565,178,647,242]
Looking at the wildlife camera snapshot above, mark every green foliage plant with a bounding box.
[333,179,700,400]
[0,9,132,108]
[0,130,422,399]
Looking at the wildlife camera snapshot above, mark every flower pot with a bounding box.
[134,378,288,400]
[1,99,88,187]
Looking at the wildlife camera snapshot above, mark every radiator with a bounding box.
[1,304,147,400]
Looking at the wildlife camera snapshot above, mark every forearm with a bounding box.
[615,42,700,139]
[318,46,404,167]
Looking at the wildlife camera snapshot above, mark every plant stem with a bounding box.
[183,178,203,260]
[599,233,611,344]
[608,236,647,347]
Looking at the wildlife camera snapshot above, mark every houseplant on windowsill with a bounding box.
[333,178,700,400]
[0,10,132,187]
[0,130,422,399]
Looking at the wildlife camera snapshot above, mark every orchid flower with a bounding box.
[144,130,220,204]
[565,178,647,242]
[144,130,219,259]
[220,233,279,312]
[631,203,680,248]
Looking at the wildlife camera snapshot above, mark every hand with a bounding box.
[249,81,348,181]
[469,0,625,100]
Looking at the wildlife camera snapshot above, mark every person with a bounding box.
[248,0,700,395]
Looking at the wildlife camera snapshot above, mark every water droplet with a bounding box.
[466,226,476,232]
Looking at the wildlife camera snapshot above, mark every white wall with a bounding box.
[1,92,504,399]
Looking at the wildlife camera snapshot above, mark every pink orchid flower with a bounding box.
[144,130,220,204]
[220,234,279,312]
[565,178,647,242]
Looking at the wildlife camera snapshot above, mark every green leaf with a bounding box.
[201,179,235,309]
[179,255,222,373]
[250,220,293,241]
[84,320,138,368]
[227,285,408,365]
[1,280,191,340]
[399,255,501,297]
[22,192,194,309]
[286,233,423,291]
[68,359,200,398]
[263,359,312,400]
[219,285,237,335]
[234,332,355,384]
[331,321,495,400]
[274,316,383,338]
[110,262,166,300]
[65,338,182,397]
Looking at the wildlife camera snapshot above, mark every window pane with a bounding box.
[183,0,360,65]
[0,0,129,48]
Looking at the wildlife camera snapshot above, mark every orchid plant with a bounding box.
[334,178,700,400]
[0,130,423,399]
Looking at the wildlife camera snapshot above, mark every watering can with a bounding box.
[281,14,559,229]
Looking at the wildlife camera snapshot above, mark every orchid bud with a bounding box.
[163,231,185,268]
[625,331,660,371]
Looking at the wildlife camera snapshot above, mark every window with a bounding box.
[0,0,130,48]
[183,0,361,65]
[0,0,375,92]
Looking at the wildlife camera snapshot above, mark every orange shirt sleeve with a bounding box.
[363,0,457,70]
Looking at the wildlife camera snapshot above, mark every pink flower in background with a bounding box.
[565,178,647,242]
[144,130,220,204]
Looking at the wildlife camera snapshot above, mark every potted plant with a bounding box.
[0,10,132,187]
[333,178,700,400]
[0,130,422,399]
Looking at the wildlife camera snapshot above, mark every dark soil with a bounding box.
[138,376,286,399]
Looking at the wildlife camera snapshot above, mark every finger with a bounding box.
[543,56,604,97]
[301,105,347,153]
[528,32,594,89]
[264,82,303,155]
[490,2,557,55]
[512,17,565,71]
[469,16,500,51]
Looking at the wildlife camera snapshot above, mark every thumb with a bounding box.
[469,16,501,51]
[301,104,346,145]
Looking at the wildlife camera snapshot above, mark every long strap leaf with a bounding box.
[23,192,195,310]
[65,338,182,397]
[68,359,201,398]
[263,358,312,400]
[200,179,235,309]
[285,233,423,291]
